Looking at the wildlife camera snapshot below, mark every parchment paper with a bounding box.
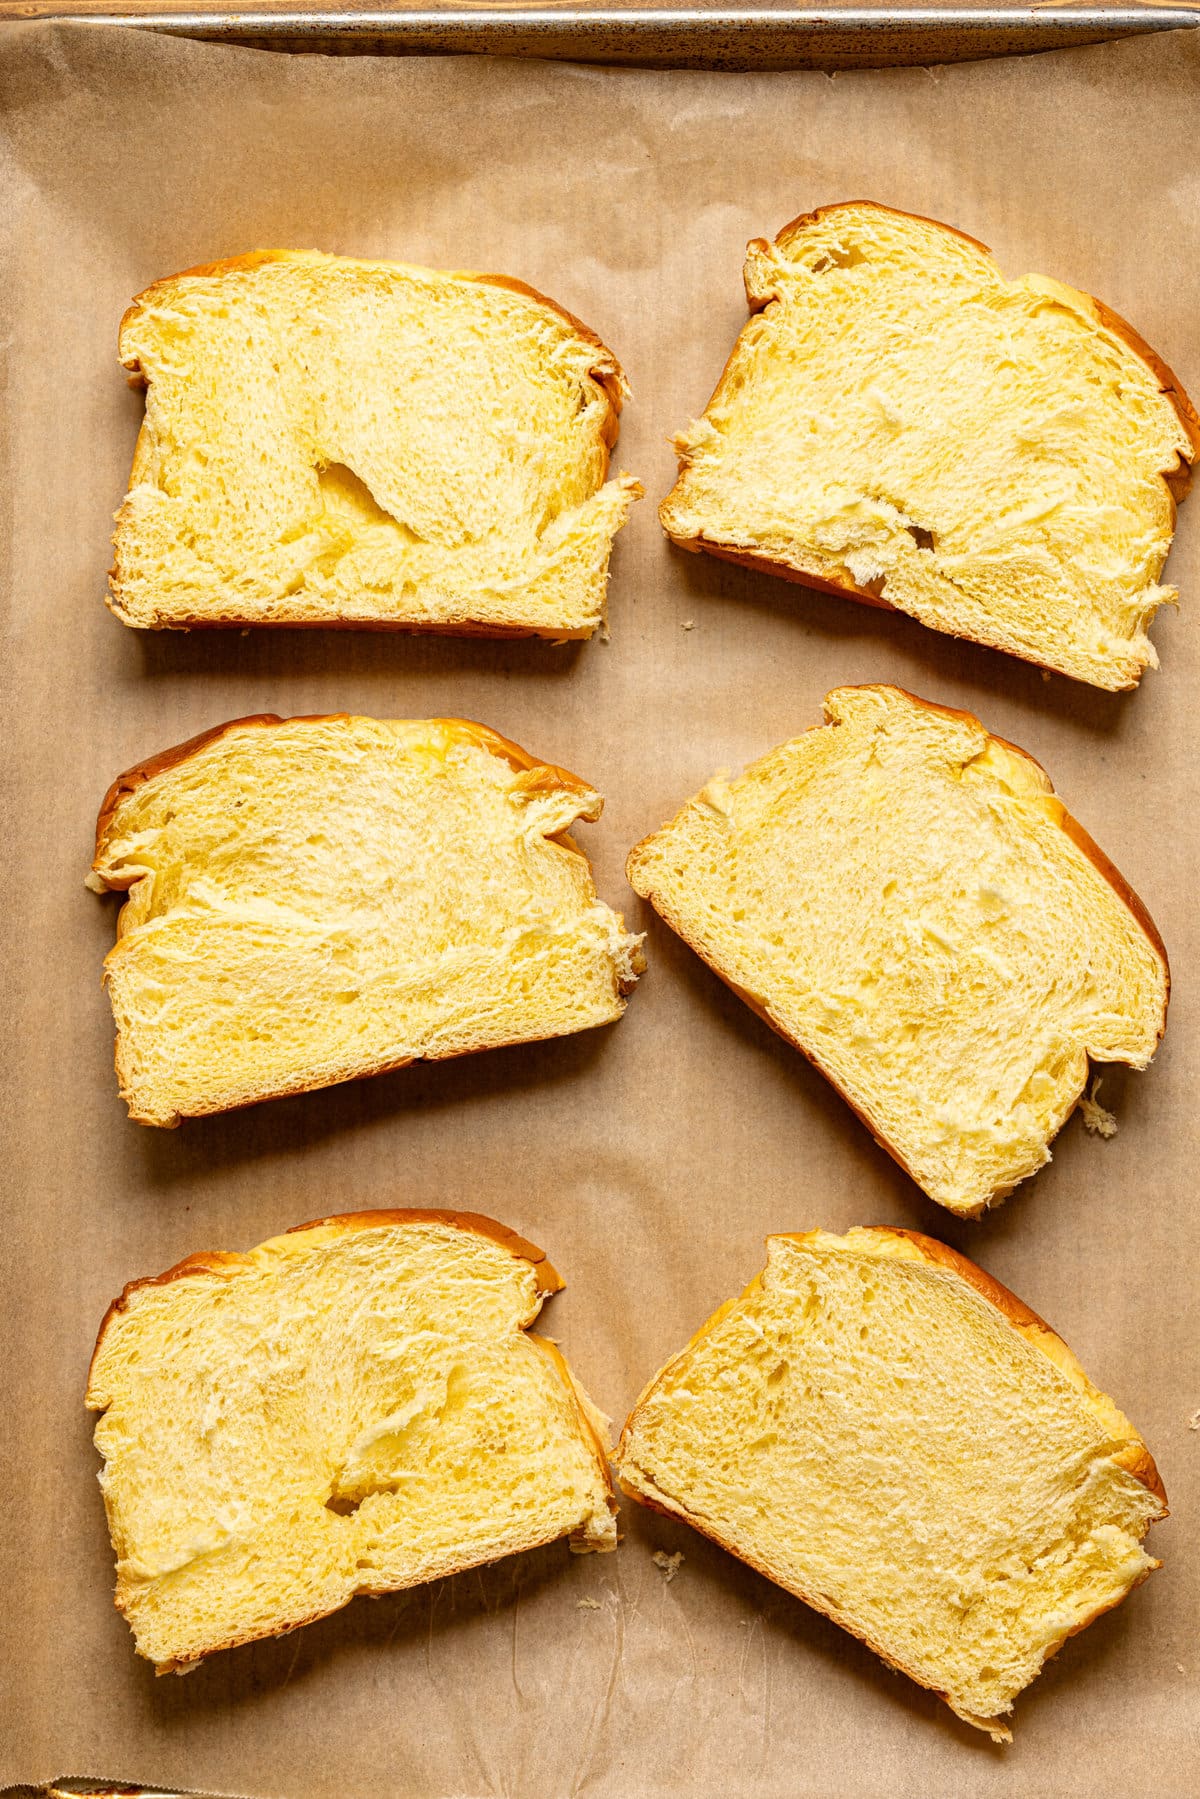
[2,20,1198,1797]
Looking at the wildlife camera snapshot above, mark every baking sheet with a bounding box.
[2,19,1199,1797]
[8,4,1198,72]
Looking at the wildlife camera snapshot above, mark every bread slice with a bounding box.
[87,1210,617,1671]
[89,714,644,1126]
[660,202,1199,689]
[616,1226,1165,1740]
[111,250,641,636]
[626,684,1167,1217]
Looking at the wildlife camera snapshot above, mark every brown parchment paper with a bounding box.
[2,20,1199,1797]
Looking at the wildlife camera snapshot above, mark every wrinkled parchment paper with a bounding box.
[2,20,1199,1797]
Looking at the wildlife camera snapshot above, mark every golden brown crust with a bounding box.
[627,685,1168,1216]
[88,1208,562,1399]
[1087,295,1200,500]
[93,713,600,876]
[667,202,1195,666]
[753,200,993,299]
[118,247,295,348]
[46,1787,149,1796]
[287,1208,564,1293]
[466,269,629,428]
[121,250,627,395]
[851,686,1170,1007]
[672,536,1147,692]
[759,205,1199,469]
[431,719,600,808]
[145,1493,608,1674]
[674,533,898,614]
[530,1331,619,1506]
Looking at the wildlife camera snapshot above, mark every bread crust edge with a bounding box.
[119,249,630,413]
[835,1227,1166,1504]
[87,1207,566,1395]
[758,203,1200,482]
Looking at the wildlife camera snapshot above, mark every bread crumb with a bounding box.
[577,1596,602,1610]
[1079,1076,1117,1139]
[682,618,696,631]
[1187,1408,1200,1431]
[696,772,733,820]
[1177,1662,1187,1675]
[652,1549,684,1583]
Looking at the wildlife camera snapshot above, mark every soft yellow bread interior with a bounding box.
[87,1213,617,1670]
[627,685,1166,1216]
[113,251,640,635]
[616,1229,1164,1738]
[91,715,643,1126]
[660,203,1194,688]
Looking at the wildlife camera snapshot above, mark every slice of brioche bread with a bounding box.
[660,202,1199,689]
[89,714,644,1126]
[626,685,1167,1217]
[616,1227,1165,1739]
[111,250,641,636]
[87,1210,617,1671]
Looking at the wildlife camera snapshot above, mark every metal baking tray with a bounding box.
[19,6,1200,69]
